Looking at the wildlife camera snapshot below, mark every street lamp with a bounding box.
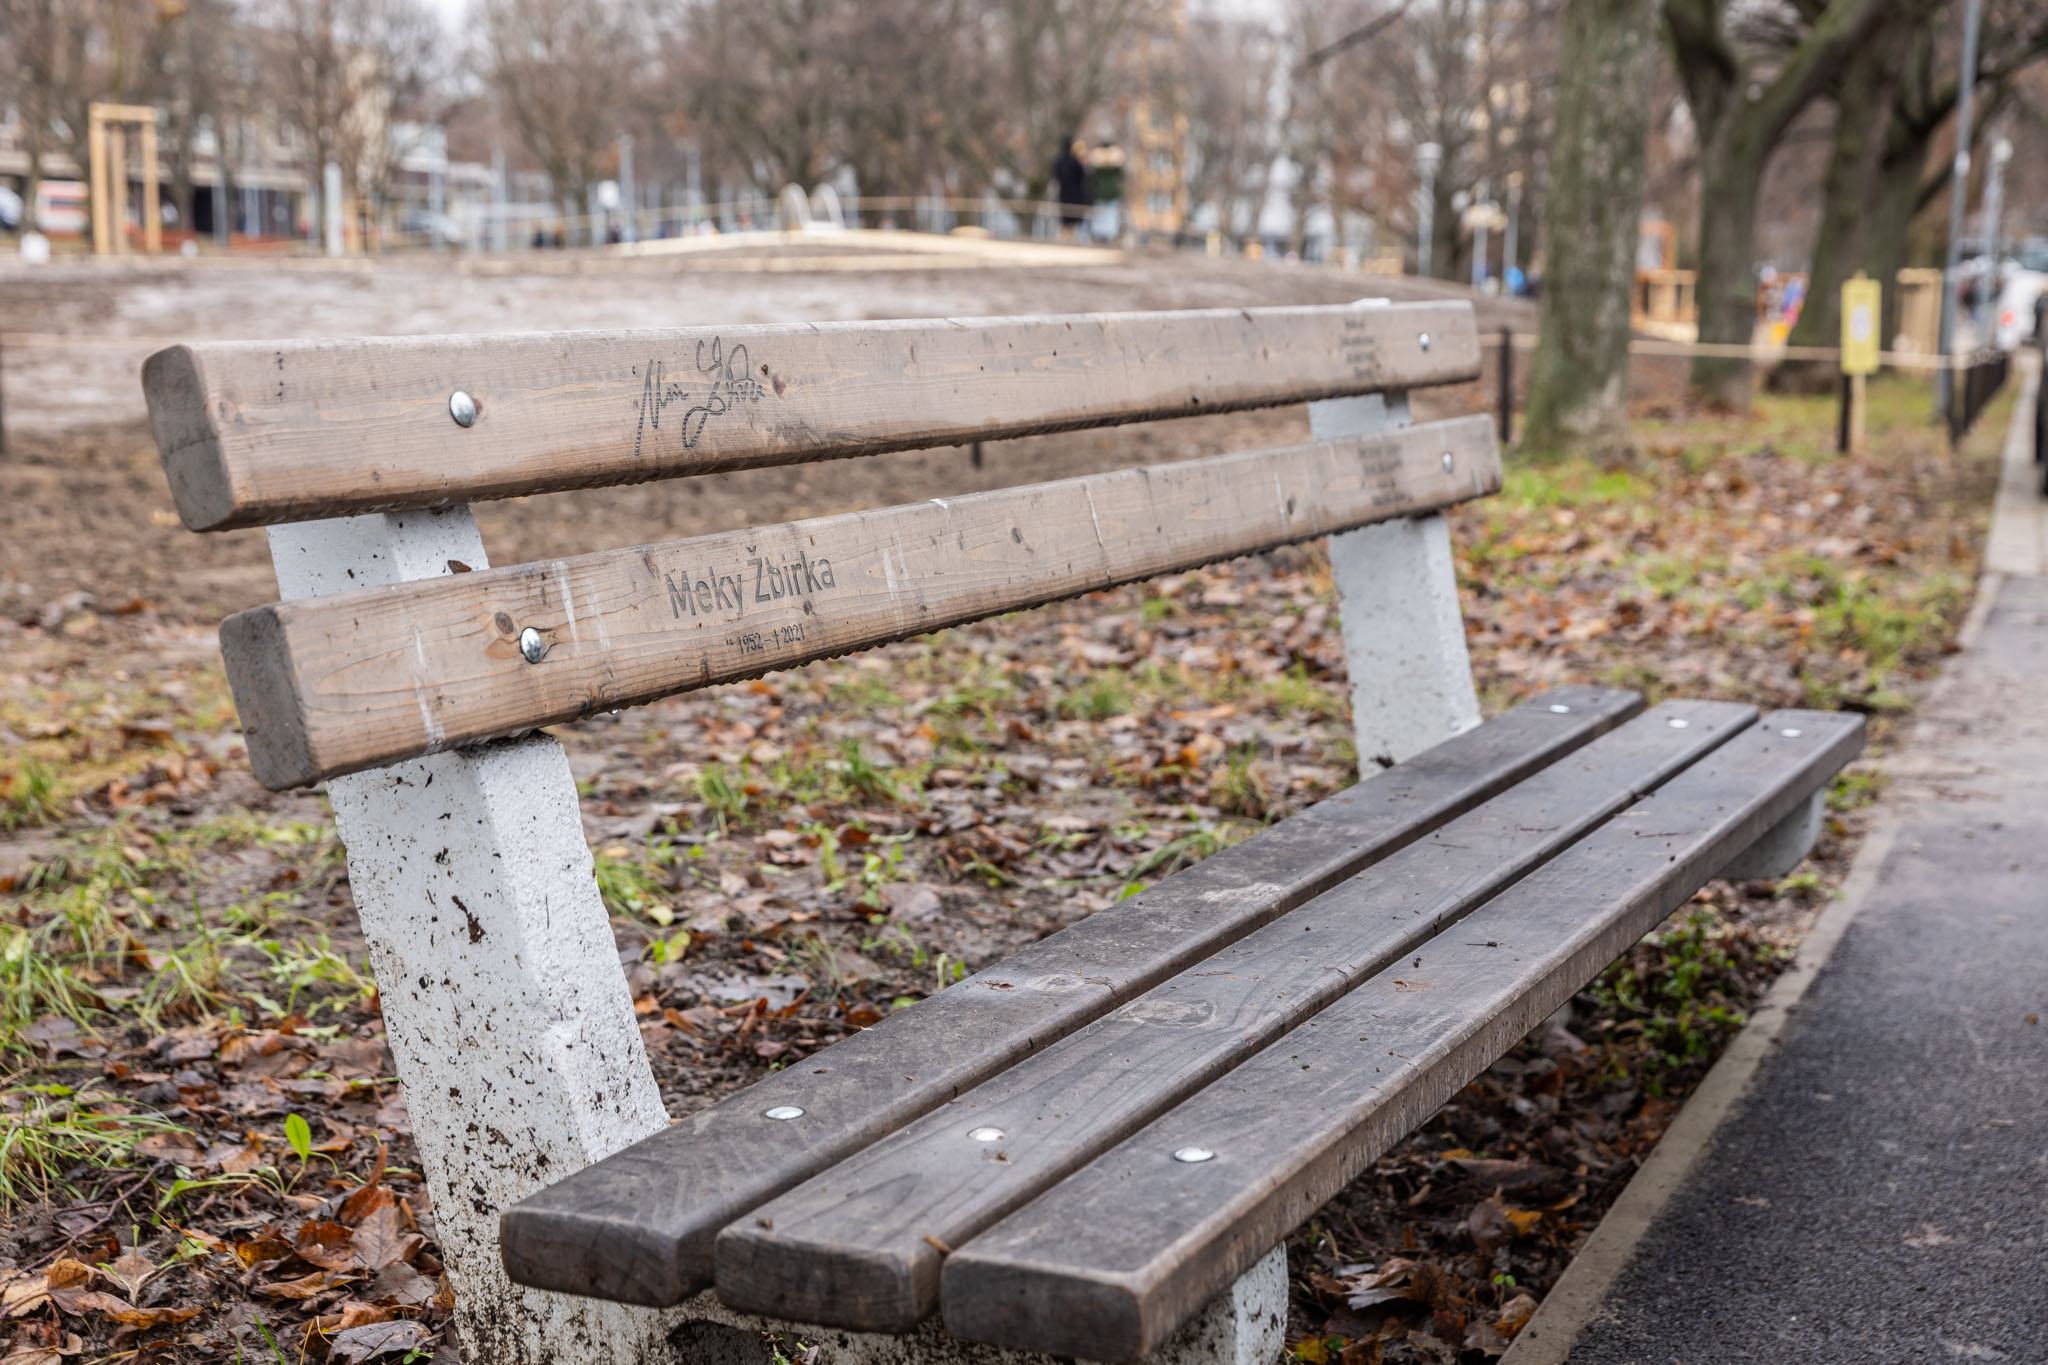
[1975,136,2013,336]
[1935,0,1983,421]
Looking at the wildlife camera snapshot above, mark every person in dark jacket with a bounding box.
[1053,136,1092,239]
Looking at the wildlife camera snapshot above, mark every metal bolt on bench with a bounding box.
[144,301,1859,1365]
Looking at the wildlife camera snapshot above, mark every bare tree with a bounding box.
[1662,0,1938,407]
[155,0,255,237]
[976,0,1164,201]
[1781,0,2048,381]
[1182,11,1282,238]
[0,0,174,235]
[1284,0,1553,277]
[835,0,988,205]
[258,0,359,233]
[476,0,640,243]
[1519,0,1660,459]
[0,0,76,232]
[667,0,844,192]
[1277,1,1367,256]
[330,0,446,246]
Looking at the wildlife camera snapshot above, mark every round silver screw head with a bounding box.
[1441,451,1455,473]
[1548,703,1572,714]
[764,1105,805,1121]
[1172,1146,1216,1164]
[449,389,478,427]
[967,1126,1006,1143]
[1418,331,1432,351]
[1668,717,1690,728]
[517,627,546,664]
[1781,727,1803,737]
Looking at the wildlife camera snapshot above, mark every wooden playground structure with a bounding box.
[87,102,162,256]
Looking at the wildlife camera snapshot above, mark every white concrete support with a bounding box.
[1720,787,1826,881]
[1310,387,1482,769]
[267,508,677,1364]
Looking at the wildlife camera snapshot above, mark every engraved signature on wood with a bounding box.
[634,337,768,459]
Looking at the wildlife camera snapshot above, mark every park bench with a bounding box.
[142,300,1860,1365]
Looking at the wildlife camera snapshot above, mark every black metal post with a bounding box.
[1837,373,1851,454]
[1497,326,1513,445]
[2035,340,2047,495]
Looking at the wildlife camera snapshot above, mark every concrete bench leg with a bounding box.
[671,1245,1289,1365]
[267,509,680,1364]
[1719,787,1827,880]
[1311,380,1483,768]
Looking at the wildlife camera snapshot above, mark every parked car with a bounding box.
[1994,269,2046,351]
[399,210,465,248]
[0,185,21,232]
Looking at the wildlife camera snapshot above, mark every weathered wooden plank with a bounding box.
[144,302,1482,531]
[709,701,1752,1330]
[221,417,1500,789]
[940,711,1865,1361]
[498,686,1641,1306]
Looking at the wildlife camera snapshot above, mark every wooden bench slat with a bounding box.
[145,303,1483,531]
[222,416,1501,789]
[939,711,1864,1361]
[709,700,1752,1330]
[498,687,1640,1306]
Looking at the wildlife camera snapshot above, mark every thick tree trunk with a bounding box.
[1519,0,1659,460]
[1862,136,1930,345]
[1688,125,1767,409]
[1667,0,1910,410]
[1776,40,1903,393]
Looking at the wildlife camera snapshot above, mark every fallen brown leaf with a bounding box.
[350,1204,423,1271]
[294,1220,355,1271]
[232,1237,295,1269]
[99,1247,160,1301]
[257,1269,355,1300]
[328,1317,430,1363]
[0,1271,50,1318]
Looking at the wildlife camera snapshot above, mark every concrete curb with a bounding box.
[1499,361,2038,1365]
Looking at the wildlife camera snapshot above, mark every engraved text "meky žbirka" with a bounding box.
[664,547,838,623]
[634,337,767,460]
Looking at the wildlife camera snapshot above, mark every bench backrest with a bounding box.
[145,302,1500,789]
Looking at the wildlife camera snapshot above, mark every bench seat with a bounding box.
[505,695,1859,1359]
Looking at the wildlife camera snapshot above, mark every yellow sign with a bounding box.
[1841,274,1881,375]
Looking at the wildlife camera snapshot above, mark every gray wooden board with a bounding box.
[497,687,1640,1305]
[709,701,1752,1330]
[143,303,1482,530]
[939,710,1865,1361]
[221,417,1500,789]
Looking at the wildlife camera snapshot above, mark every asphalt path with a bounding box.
[1566,570,2048,1363]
